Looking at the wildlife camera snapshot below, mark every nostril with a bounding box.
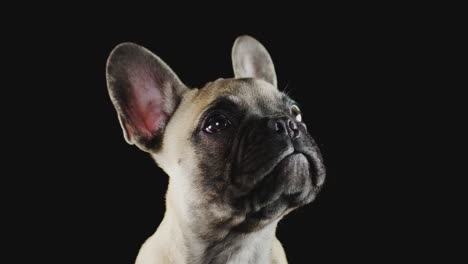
[269,118,299,138]
[288,119,300,139]
[288,119,298,131]
[275,121,286,133]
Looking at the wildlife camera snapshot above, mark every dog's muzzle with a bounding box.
[229,115,325,220]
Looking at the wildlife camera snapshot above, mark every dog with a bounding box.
[106,35,325,264]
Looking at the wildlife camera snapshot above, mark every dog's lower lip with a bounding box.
[282,151,325,188]
[304,152,325,187]
[267,152,307,178]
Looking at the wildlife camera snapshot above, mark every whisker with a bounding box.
[282,82,293,95]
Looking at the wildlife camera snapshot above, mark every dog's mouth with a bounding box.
[254,150,325,195]
[231,151,324,216]
[275,151,325,189]
[256,152,323,205]
[230,152,324,232]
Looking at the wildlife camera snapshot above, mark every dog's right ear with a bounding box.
[106,43,188,152]
[232,35,277,88]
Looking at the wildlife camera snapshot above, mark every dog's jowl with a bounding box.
[106,35,325,264]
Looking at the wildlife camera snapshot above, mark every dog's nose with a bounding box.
[269,117,300,140]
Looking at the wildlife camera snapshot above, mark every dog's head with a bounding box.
[106,36,325,232]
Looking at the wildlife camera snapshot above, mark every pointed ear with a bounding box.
[106,43,188,151]
[231,35,277,88]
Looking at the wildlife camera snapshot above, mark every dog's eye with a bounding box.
[204,114,231,134]
[291,105,302,122]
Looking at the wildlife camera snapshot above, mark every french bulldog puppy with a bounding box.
[106,35,325,264]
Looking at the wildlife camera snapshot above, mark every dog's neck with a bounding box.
[175,212,277,264]
[155,184,279,264]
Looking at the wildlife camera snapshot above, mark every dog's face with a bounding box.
[106,36,325,232]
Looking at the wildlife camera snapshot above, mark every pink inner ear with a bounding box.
[126,66,167,140]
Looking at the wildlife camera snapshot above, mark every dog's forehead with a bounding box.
[195,78,285,112]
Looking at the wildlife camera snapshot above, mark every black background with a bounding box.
[10,6,447,263]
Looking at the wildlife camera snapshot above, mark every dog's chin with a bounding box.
[232,153,321,232]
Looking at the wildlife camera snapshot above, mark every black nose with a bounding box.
[269,117,300,139]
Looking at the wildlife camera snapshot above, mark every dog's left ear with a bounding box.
[106,43,188,152]
[231,35,277,88]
